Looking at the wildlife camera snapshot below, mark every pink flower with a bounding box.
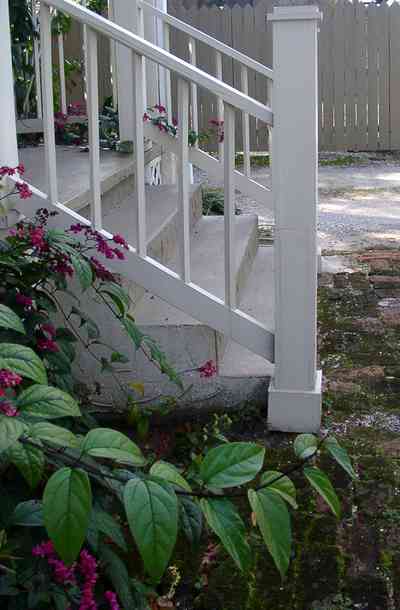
[105,591,120,610]
[112,234,128,249]
[0,166,15,177]
[49,558,76,585]
[29,227,46,249]
[16,163,25,175]
[37,338,59,352]
[114,249,125,260]
[198,360,217,378]
[90,257,115,281]
[0,369,22,388]
[32,541,55,558]
[154,103,166,113]
[41,323,56,338]
[0,401,18,417]
[143,112,151,122]
[172,117,178,127]
[15,182,32,199]
[78,550,98,610]
[70,222,86,234]
[16,293,33,310]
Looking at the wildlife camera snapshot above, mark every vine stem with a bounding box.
[20,434,328,500]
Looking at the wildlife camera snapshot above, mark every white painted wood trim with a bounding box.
[215,50,224,160]
[0,0,18,166]
[139,0,274,81]
[163,21,173,123]
[40,2,58,205]
[42,0,273,125]
[241,65,251,177]
[57,32,67,115]
[224,104,236,309]
[177,78,191,282]
[143,122,273,211]
[133,51,147,257]
[189,37,199,137]
[86,28,102,230]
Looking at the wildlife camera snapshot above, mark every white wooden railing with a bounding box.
[2,0,323,432]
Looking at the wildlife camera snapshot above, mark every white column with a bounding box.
[0,0,18,167]
[112,0,137,141]
[268,6,322,433]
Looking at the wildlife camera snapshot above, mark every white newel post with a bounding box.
[0,0,18,168]
[268,6,322,433]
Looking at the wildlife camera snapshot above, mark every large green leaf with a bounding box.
[10,500,43,527]
[303,467,341,518]
[200,442,265,488]
[248,489,291,578]
[100,282,130,316]
[124,477,178,581]
[0,416,27,453]
[92,507,127,552]
[122,316,143,349]
[17,385,81,419]
[9,441,44,488]
[0,305,25,334]
[31,422,79,447]
[324,437,357,480]
[0,344,47,384]
[70,254,93,291]
[99,545,137,610]
[43,467,92,564]
[179,496,203,545]
[293,434,318,460]
[150,460,191,491]
[259,471,298,509]
[200,498,251,572]
[81,428,145,466]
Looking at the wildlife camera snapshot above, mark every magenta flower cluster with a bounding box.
[198,360,217,378]
[70,223,128,262]
[32,542,120,610]
[0,369,22,389]
[0,164,32,200]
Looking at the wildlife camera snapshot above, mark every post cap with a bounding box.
[267,6,322,22]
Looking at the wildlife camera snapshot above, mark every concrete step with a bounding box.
[219,245,275,379]
[131,214,259,375]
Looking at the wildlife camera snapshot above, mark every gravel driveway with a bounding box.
[196,158,400,252]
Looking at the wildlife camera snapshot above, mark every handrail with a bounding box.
[42,0,273,125]
[139,0,274,82]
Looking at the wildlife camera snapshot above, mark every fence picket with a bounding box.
[177,78,191,282]
[86,28,102,230]
[223,104,236,309]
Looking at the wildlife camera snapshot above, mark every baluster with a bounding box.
[40,2,58,205]
[138,3,147,111]
[86,28,101,230]
[58,32,67,115]
[108,0,119,109]
[241,65,251,176]
[177,78,191,282]
[188,37,198,138]
[223,104,236,309]
[215,50,224,160]
[163,22,172,124]
[32,1,42,119]
[133,51,147,256]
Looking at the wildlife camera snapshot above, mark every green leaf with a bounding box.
[92,508,127,552]
[179,496,202,545]
[8,441,44,488]
[150,460,191,491]
[293,434,318,460]
[71,254,93,291]
[111,351,129,364]
[0,343,47,384]
[259,471,298,509]
[200,498,251,572]
[0,304,25,334]
[248,488,291,578]
[43,467,92,564]
[200,442,265,488]
[303,467,341,518]
[0,416,27,453]
[124,477,178,581]
[324,437,357,480]
[17,385,81,419]
[55,327,77,343]
[100,282,130,316]
[10,500,43,527]
[81,428,145,466]
[45,350,72,374]
[122,316,143,349]
[99,545,137,610]
[31,422,79,447]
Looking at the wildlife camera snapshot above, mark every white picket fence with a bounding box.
[2,0,322,431]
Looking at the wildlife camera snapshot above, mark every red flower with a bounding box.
[16,293,33,310]
[154,103,166,113]
[172,117,178,127]
[0,369,22,388]
[112,233,128,249]
[16,163,25,175]
[143,112,151,122]
[0,401,18,417]
[15,182,32,199]
[41,323,56,338]
[29,227,46,249]
[198,360,217,378]
[37,338,59,352]
[0,166,15,177]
